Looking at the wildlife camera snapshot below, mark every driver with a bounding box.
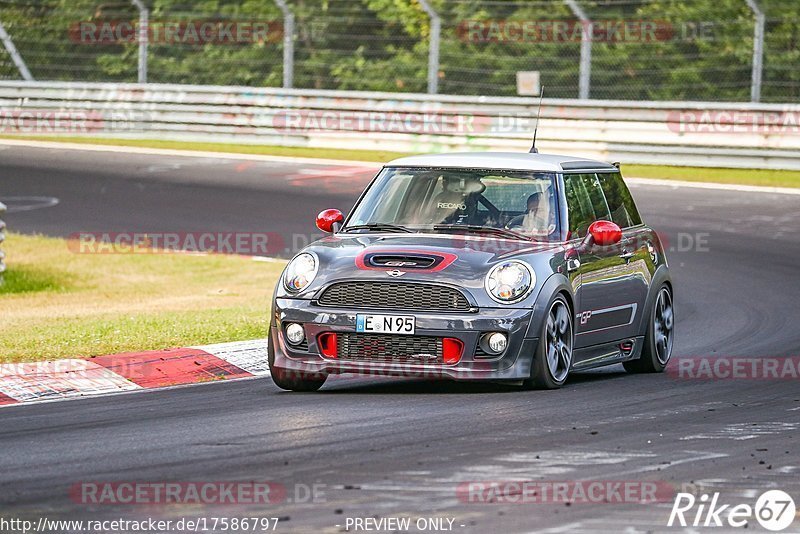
[506,188,557,237]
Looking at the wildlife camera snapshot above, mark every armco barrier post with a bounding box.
[417,0,441,94]
[274,0,295,89]
[745,0,765,103]
[565,0,592,100]
[130,0,148,83]
[0,201,6,282]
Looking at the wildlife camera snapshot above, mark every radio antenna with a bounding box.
[529,86,545,153]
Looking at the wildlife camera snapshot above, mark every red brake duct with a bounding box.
[318,333,338,358]
[442,338,464,364]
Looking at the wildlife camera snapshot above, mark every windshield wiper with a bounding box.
[344,223,414,234]
[432,224,530,241]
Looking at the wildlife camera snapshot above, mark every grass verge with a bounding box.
[0,232,285,363]
[624,164,800,189]
[2,135,799,189]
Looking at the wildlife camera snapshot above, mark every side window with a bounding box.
[597,172,642,228]
[563,173,612,238]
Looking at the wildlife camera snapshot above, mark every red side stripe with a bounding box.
[91,348,252,389]
[0,392,18,405]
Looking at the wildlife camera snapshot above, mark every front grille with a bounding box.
[474,345,491,358]
[318,282,471,311]
[337,333,443,363]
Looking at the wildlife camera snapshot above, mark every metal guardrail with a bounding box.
[0,201,6,281]
[1,81,799,170]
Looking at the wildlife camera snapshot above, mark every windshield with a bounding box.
[345,167,561,241]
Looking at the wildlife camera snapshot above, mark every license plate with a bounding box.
[356,314,415,335]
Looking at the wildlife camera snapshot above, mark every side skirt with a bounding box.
[571,336,644,371]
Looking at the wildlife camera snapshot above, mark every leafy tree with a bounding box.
[1,0,797,102]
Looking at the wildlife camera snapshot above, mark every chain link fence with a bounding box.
[0,0,798,102]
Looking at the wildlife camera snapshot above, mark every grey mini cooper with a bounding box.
[269,152,673,391]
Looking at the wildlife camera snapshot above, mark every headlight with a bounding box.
[284,252,319,293]
[485,261,534,303]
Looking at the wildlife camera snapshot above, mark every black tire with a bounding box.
[268,326,327,392]
[524,295,574,390]
[624,284,674,374]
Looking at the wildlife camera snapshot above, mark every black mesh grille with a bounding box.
[474,345,491,358]
[337,333,443,363]
[318,282,470,311]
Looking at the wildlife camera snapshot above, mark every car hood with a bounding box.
[281,233,567,308]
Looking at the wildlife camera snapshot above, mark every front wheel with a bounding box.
[624,285,674,373]
[268,328,327,392]
[524,295,574,389]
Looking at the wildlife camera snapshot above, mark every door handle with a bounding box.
[566,258,581,272]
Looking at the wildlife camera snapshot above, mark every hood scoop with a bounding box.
[367,254,438,270]
[356,249,459,273]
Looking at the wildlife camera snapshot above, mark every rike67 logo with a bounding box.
[668,490,796,531]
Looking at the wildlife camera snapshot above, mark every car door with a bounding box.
[563,173,643,348]
[596,170,654,337]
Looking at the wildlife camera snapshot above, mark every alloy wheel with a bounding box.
[545,299,573,382]
[654,288,674,365]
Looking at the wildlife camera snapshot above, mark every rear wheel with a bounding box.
[524,295,573,389]
[268,326,327,392]
[624,285,674,373]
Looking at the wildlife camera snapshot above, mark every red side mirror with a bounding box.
[316,209,344,233]
[588,220,622,246]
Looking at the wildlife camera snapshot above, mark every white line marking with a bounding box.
[627,177,800,196]
[0,195,60,213]
[584,450,728,479]
[532,523,586,534]
[252,256,285,263]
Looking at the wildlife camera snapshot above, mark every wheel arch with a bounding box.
[636,265,672,335]
[525,273,575,339]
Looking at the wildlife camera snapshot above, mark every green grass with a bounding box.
[624,164,800,189]
[3,135,799,187]
[0,265,74,294]
[0,232,285,363]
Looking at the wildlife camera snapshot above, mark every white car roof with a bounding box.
[385,152,617,172]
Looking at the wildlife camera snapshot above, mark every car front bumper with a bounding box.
[270,298,539,381]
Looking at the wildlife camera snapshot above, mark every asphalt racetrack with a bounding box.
[1,144,799,532]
